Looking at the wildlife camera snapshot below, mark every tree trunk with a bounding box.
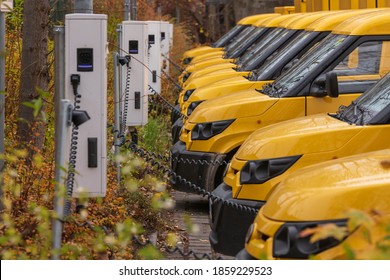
[17,0,50,156]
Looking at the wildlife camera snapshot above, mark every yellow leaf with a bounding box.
[300,223,348,243]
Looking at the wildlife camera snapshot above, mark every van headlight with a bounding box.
[182,72,191,82]
[183,89,195,101]
[191,119,235,140]
[183,57,193,65]
[240,155,301,185]
[273,220,348,259]
[187,101,203,116]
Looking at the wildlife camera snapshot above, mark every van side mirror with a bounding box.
[310,75,327,97]
[326,71,339,98]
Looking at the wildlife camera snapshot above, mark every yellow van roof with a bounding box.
[237,14,279,25]
[259,13,303,28]
[305,9,384,32]
[285,10,343,29]
[333,10,390,35]
[253,14,282,27]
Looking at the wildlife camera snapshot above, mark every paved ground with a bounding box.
[166,190,233,260]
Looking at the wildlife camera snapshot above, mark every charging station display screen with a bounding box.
[129,40,139,54]
[148,34,155,44]
[77,48,94,72]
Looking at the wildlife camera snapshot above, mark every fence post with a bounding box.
[124,0,130,20]
[113,52,121,184]
[0,12,5,211]
[130,0,137,20]
[52,26,67,259]
[74,0,93,13]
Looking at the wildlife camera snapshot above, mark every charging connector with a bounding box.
[71,74,81,94]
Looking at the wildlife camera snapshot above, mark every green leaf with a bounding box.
[22,98,43,118]
[137,244,164,260]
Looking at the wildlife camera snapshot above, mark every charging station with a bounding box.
[65,14,107,197]
[121,20,149,126]
[146,21,162,94]
[0,0,13,12]
[160,21,171,73]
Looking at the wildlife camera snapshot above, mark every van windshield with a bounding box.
[213,25,246,48]
[334,73,390,125]
[252,31,320,81]
[227,27,267,58]
[241,29,298,71]
[262,34,349,97]
[238,28,284,65]
[225,26,257,52]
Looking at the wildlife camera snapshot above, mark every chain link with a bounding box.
[161,53,184,73]
[128,142,258,216]
[127,140,230,167]
[148,85,188,120]
[161,69,182,90]
[72,216,223,260]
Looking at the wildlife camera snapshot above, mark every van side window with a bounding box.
[335,41,383,76]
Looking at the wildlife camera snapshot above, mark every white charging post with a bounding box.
[160,21,171,73]
[146,21,162,94]
[65,14,107,197]
[121,21,149,126]
[0,0,12,12]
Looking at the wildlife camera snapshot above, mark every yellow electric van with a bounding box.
[237,149,390,259]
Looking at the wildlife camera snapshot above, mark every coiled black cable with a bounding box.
[64,74,82,216]
[120,64,131,142]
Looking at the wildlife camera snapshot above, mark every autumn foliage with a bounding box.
[1,0,191,259]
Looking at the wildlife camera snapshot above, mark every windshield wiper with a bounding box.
[248,69,259,81]
[352,101,373,125]
[335,105,349,122]
[259,82,287,97]
[258,82,272,95]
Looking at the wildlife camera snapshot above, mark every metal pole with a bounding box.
[0,12,6,211]
[115,24,123,184]
[117,24,123,119]
[113,53,121,184]
[124,0,130,21]
[74,0,93,13]
[52,26,66,259]
[130,0,137,20]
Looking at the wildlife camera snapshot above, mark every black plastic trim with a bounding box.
[170,141,227,192]
[209,183,264,256]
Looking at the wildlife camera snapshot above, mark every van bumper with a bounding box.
[235,248,257,260]
[170,141,227,192]
[209,183,264,256]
